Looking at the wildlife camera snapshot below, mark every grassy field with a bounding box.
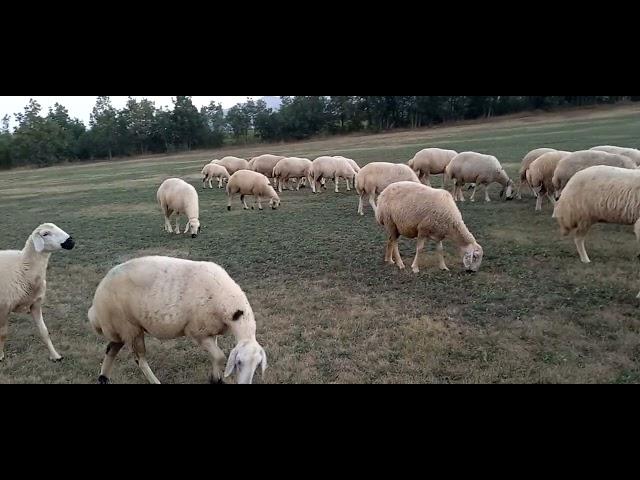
[1,104,640,384]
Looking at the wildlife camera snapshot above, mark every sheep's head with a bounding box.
[270,194,281,210]
[31,223,75,253]
[461,243,483,273]
[224,339,267,384]
[500,178,515,200]
[185,218,201,238]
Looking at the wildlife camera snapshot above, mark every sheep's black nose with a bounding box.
[61,237,75,250]
[191,234,198,239]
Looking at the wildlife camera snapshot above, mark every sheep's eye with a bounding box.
[42,232,50,237]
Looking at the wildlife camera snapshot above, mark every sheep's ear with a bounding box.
[259,348,268,377]
[32,233,45,252]
[224,345,239,378]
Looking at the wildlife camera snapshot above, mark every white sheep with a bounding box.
[591,146,640,166]
[249,154,286,184]
[552,150,637,197]
[0,223,75,362]
[376,182,484,273]
[525,151,571,211]
[407,148,458,188]
[334,156,361,173]
[88,256,268,384]
[311,156,357,193]
[157,178,201,237]
[218,156,250,175]
[227,170,281,211]
[201,163,230,189]
[447,152,514,202]
[272,157,313,193]
[517,148,557,199]
[553,166,640,282]
[354,162,420,215]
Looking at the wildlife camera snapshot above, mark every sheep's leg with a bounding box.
[547,193,556,206]
[484,184,491,203]
[257,196,263,210]
[436,241,449,271]
[0,313,7,361]
[346,178,351,191]
[30,301,62,361]
[411,238,426,273]
[358,194,365,215]
[392,240,405,270]
[241,195,249,210]
[175,214,181,234]
[199,337,226,384]
[574,233,591,264]
[132,336,161,384]
[227,193,233,211]
[470,184,478,202]
[535,195,543,211]
[278,178,283,193]
[98,341,124,384]
[516,179,524,200]
[368,193,377,215]
[424,173,431,187]
[335,177,340,193]
[163,213,173,233]
[384,239,395,264]
[218,177,223,189]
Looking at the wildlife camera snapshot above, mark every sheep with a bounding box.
[552,150,637,198]
[311,156,357,193]
[553,166,640,284]
[525,151,571,211]
[218,156,250,175]
[272,157,313,193]
[157,178,201,238]
[334,156,361,173]
[447,152,514,202]
[354,162,420,215]
[249,154,286,184]
[88,256,268,384]
[591,146,640,166]
[517,148,557,199]
[0,223,75,362]
[201,163,230,189]
[407,148,458,188]
[227,170,281,211]
[376,182,483,274]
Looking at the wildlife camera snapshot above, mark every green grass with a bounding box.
[1,104,640,383]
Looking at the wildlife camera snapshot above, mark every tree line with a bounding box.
[1,96,638,169]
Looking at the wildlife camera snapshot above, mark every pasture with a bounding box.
[1,104,640,384]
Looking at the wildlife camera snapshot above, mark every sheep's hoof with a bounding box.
[412,266,420,274]
[227,206,231,211]
[50,355,63,362]
[98,375,110,384]
[259,207,263,211]
[440,266,450,272]
[0,354,4,362]
[251,206,254,210]
[209,376,225,385]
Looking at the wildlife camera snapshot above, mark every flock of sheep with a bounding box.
[1,144,639,384]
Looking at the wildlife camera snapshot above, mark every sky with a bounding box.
[0,96,260,127]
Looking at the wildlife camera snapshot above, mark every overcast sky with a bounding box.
[0,96,259,127]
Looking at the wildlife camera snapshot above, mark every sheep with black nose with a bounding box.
[0,223,75,362]
[157,178,201,238]
[88,256,268,384]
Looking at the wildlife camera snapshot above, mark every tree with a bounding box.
[171,96,203,151]
[226,104,251,141]
[89,96,118,160]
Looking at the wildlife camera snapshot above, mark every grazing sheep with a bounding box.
[227,170,281,211]
[218,156,250,175]
[552,150,637,197]
[376,182,483,273]
[447,152,514,202]
[157,178,201,238]
[311,156,357,193]
[272,157,313,192]
[334,156,361,173]
[407,148,458,188]
[553,166,640,279]
[88,256,268,384]
[591,146,640,166]
[201,163,230,189]
[0,223,75,362]
[517,148,557,199]
[525,151,571,211]
[249,154,286,183]
[355,162,420,215]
